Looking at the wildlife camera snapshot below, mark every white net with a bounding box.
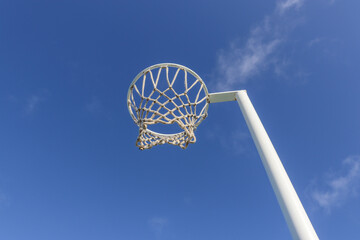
[127,63,209,150]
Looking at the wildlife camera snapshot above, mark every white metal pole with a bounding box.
[235,90,318,240]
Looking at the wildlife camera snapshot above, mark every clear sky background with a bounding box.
[1,0,360,239]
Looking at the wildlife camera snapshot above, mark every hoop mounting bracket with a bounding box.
[209,90,246,103]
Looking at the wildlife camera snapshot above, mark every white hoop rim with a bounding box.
[127,63,209,137]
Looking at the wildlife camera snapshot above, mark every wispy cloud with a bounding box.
[25,95,42,114]
[308,37,323,47]
[311,156,360,210]
[276,0,304,14]
[148,217,168,239]
[215,0,305,90]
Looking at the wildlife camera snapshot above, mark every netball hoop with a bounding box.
[127,63,319,240]
[127,63,209,150]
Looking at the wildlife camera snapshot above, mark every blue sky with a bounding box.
[1,0,360,239]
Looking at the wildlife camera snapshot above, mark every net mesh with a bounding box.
[127,64,209,150]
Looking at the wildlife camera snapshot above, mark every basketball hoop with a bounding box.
[127,63,209,150]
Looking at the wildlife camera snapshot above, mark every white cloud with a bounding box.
[148,217,168,239]
[276,0,304,14]
[215,0,304,91]
[311,156,360,210]
[217,36,281,90]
